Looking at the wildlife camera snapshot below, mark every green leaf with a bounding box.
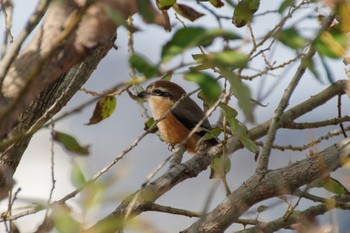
[323,177,350,195]
[313,177,350,195]
[129,53,160,79]
[87,96,117,125]
[52,205,81,233]
[202,127,222,141]
[102,5,128,29]
[144,117,158,133]
[71,161,86,187]
[234,122,259,153]
[210,155,231,179]
[192,50,248,69]
[173,3,205,22]
[162,27,206,62]
[53,131,90,156]
[219,103,258,153]
[189,63,213,71]
[222,70,255,122]
[278,0,295,14]
[276,28,306,49]
[184,72,221,105]
[160,70,173,81]
[161,27,241,62]
[219,103,240,134]
[209,0,224,8]
[319,54,335,84]
[232,0,260,27]
[314,25,347,59]
[304,56,323,84]
[157,0,176,9]
[219,102,238,119]
[137,0,155,23]
[238,136,259,153]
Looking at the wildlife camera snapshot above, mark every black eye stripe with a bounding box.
[153,89,163,95]
[152,89,172,98]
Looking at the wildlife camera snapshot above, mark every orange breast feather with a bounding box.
[148,97,198,153]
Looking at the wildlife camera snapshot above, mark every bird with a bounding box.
[137,80,217,154]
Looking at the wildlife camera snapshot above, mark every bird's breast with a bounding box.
[148,97,198,153]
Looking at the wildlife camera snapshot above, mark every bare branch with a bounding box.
[256,48,315,173]
[282,116,350,129]
[235,194,350,233]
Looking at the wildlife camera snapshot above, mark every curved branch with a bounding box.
[0,0,138,199]
[256,48,316,173]
[0,0,138,140]
[182,138,350,233]
[235,194,350,233]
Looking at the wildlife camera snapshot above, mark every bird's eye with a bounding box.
[152,89,164,96]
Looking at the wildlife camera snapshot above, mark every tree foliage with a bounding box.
[0,0,349,232]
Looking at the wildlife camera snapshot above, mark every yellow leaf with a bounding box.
[338,1,350,33]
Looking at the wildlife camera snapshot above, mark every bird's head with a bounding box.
[137,80,187,102]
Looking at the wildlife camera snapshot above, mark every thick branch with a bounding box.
[182,138,350,233]
[0,0,137,140]
[0,0,138,199]
[235,194,350,233]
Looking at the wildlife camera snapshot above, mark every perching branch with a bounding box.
[182,138,350,233]
[235,194,350,233]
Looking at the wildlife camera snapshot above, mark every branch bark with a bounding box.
[182,138,350,233]
[235,194,350,233]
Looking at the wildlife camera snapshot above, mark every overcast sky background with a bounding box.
[1,1,350,232]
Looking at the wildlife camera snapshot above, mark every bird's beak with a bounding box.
[137,91,149,99]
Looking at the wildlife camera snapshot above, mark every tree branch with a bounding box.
[226,80,348,154]
[182,138,350,233]
[256,48,316,173]
[235,194,350,233]
[0,0,138,199]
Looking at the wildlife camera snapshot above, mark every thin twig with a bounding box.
[256,47,316,173]
[282,116,350,129]
[147,203,202,217]
[337,95,348,138]
[43,122,56,219]
[255,125,350,152]
[125,146,185,222]
[127,16,149,121]
[235,194,350,233]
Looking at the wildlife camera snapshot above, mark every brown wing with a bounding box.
[171,97,211,137]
